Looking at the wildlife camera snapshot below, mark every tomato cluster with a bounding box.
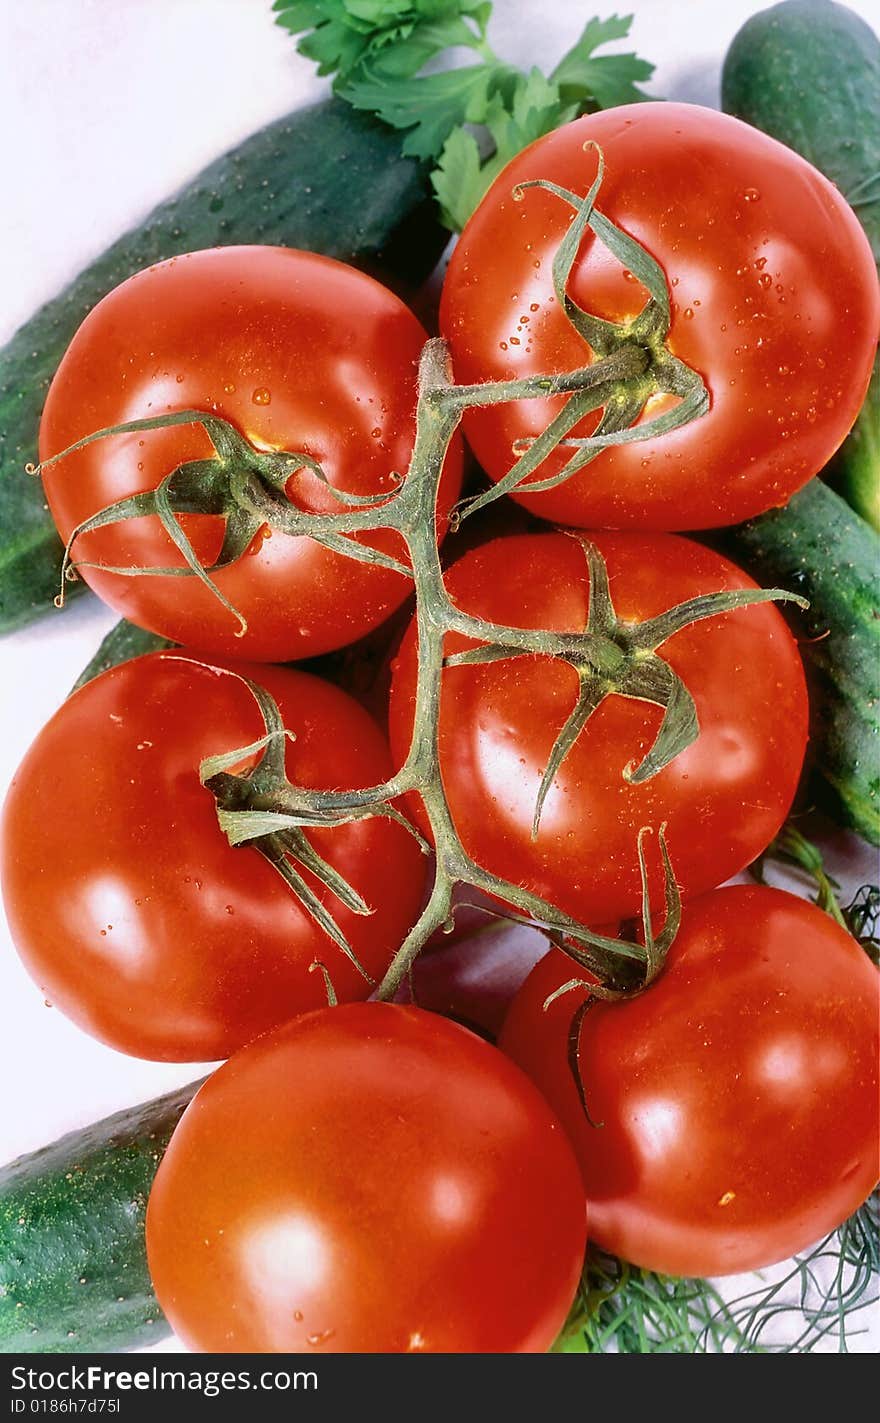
[2,103,878,1353]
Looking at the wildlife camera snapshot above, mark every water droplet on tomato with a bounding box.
[683,307,694,320]
[224,382,235,394]
[252,387,271,406]
[371,427,381,438]
[758,273,772,290]
[743,188,760,202]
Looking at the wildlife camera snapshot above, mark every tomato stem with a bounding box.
[37,152,809,997]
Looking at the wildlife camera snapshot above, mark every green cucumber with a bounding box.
[724,479,880,844]
[721,1,880,529]
[0,1082,202,1353]
[824,354,880,532]
[71,624,173,694]
[0,99,441,634]
[721,0,880,263]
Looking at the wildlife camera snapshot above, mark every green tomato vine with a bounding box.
[33,147,806,998]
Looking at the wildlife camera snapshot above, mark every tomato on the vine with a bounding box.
[40,246,462,660]
[0,654,426,1061]
[441,102,879,530]
[389,531,807,926]
[500,885,880,1277]
[146,1003,587,1352]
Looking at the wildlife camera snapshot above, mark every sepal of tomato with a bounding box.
[389,530,808,926]
[500,885,880,1277]
[0,654,426,1061]
[441,102,880,530]
[39,246,462,660]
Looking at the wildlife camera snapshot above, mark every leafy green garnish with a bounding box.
[274,1,655,229]
[344,63,503,161]
[551,14,655,109]
[556,1192,879,1353]
[433,69,578,229]
[273,1,492,81]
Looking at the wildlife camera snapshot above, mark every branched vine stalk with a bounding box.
[34,145,807,1000]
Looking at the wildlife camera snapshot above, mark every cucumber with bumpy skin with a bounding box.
[722,0,880,529]
[823,355,879,533]
[721,0,880,263]
[0,99,441,633]
[0,1083,200,1353]
[724,479,880,845]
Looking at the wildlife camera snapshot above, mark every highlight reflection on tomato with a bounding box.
[40,246,462,661]
[441,103,879,530]
[0,654,426,1061]
[146,1004,587,1352]
[389,531,808,925]
[500,885,880,1277]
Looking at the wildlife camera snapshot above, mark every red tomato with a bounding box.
[0,654,426,1061]
[441,102,879,530]
[40,246,462,660]
[389,531,807,925]
[146,1003,587,1352]
[500,885,880,1277]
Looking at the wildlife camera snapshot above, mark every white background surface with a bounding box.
[1,0,878,1354]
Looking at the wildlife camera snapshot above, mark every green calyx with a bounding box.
[34,148,807,1000]
[446,532,806,840]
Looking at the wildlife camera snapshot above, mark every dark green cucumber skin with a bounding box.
[824,353,880,532]
[721,0,880,263]
[723,479,880,844]
[0,99,441,634]
[71,624,174,694]
[722,2,880,527]
[0,1082,202,1353]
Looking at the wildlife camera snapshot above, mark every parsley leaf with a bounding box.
[433,69,576,229]
[273,1,491,81]
[342,64,505,161]
[431,126,484,231]
[551,14,654,110]
[274,2,656,231]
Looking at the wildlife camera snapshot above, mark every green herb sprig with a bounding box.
[556,1192,879,1353]
[272,2,654,228]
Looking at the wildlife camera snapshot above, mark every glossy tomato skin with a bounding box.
[441,102,880,530]
[40,246,462,660]
[389,531,808,925]
[500,886,880,1277]
[146,1003,587,1352]
[0,655,426,1061]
